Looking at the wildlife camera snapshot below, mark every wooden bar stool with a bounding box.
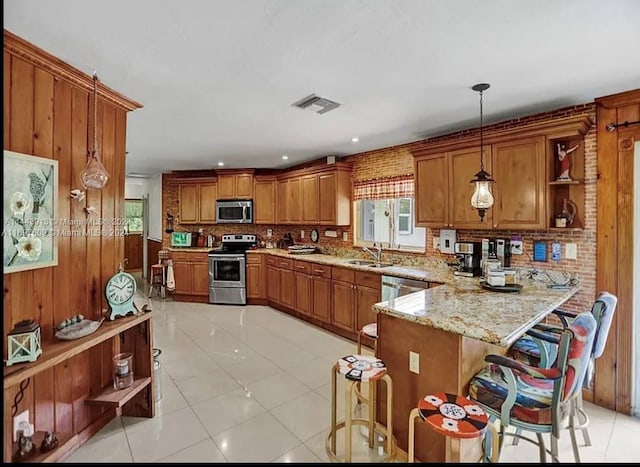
[408,392,498,463]
[149,264,166,298]
[355,323,378,405]
[326,354,397,462]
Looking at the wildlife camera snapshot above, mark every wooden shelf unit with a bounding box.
[11,431,78,463]
[85,377,151,410]
[4,313,152,389]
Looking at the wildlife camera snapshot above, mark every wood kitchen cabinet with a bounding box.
[294,261,312,316]
[413,116,592,231]
[309,263,332,324]
[178,180,217,224]
[449,146,492,230]
[491,136,546,229]
[302,175,319,223]
[254,176,277,224]
[415,152,449,227]
[266,256,294,310]
[246,253,266,300]
[217,171,254,199]
[275,163,351,225]
[170,250,209,302]
[331,267,356,332]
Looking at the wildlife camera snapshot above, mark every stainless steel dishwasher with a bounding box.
[381,275,430,301]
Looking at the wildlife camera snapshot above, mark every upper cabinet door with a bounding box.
[277,179,289,224]
[217,174,236,199]
[198,182,217,223]
[415,153,449,227]
[254,178,276,224]
[450,146,493,230]
[178,184,199,224]
[235,174,254,198]
[492,136,546,230]
[301,175,319,223]
[288,177,302,223]
[318,172,336,225]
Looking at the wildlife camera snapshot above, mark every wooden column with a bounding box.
[595,88,640,413]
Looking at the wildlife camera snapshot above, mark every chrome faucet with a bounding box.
[363,244,382,263]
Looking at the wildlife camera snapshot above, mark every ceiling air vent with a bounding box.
[292,93,341,114]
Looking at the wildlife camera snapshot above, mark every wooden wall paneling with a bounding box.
[9,56,34,154]
[71,351,91,433]
[70,86,88,316]
[31,66,54,317]
[613,103,639,414]
[85,94,102,319]
[34,369,55,433]
[594,104,619,410]
[100,101,116,312]
[51,77,73,339]
[114,109,127,275]
[3,51,10,145]
[53,360,74,434]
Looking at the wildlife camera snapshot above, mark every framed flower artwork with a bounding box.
[3,150,58,273]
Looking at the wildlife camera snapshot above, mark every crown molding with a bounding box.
[4,29,143,112]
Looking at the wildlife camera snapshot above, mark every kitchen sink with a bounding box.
[368,262,394,268]
[346,260,376,265]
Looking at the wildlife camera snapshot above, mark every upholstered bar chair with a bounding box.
[509,292,618,447]
[468,312,597,463]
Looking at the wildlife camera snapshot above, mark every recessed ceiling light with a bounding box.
[217,162,224,167]
[351,137,359,143]
[282,155,289,160]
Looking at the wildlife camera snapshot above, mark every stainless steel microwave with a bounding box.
[216,199,253,224]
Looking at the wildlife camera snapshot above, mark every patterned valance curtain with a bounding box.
[353,174,414,201]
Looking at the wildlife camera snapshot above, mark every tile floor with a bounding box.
[66,286,640,463]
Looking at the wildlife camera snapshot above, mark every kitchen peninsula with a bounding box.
[372,278,578,462]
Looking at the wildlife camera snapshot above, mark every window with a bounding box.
[124,199,143,234]
[353,176,426,251]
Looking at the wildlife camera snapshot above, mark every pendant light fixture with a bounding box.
[469,83,494,221]
[80,72,109,190]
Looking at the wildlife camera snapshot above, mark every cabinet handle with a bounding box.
[314,269,325,274]
[493,224,498,228]
[296,265,306,270]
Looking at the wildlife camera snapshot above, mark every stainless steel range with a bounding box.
[208,234,256,305]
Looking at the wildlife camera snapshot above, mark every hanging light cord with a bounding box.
[91,72,98,159]
[479,88,485,171]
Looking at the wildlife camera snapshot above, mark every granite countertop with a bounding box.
[247,248,451,283]
[373,278,579,347]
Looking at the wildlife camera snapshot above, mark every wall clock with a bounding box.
[105,266,138,320]
[310,229,319,243]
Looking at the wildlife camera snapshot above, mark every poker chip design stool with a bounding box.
[326,354,397,462]
[408,392,498,463]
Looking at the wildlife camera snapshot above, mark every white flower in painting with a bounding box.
[10,192,32,216]
[16,235,42,261]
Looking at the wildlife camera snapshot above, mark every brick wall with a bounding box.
[161,102,597,311]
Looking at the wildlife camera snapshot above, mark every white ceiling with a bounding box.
[5,0,640,176]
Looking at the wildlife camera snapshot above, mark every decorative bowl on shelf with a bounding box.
[55,318,105,340]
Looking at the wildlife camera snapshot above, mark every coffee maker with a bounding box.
[481,238,512,270]
[453,242,482,277]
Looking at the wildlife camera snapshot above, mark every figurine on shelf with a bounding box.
[40,430,58,453]
[556,143,579,180]
[16,421,35,458]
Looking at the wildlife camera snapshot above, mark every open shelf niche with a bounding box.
[546,134,586,230]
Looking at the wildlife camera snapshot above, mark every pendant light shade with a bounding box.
[80,73,109,190]
[469,83,494,221]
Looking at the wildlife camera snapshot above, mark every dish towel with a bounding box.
[165,260,176,292]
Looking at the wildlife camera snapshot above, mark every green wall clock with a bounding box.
[105,268,138,320]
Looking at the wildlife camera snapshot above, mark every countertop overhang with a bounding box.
[373,278,578,347]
